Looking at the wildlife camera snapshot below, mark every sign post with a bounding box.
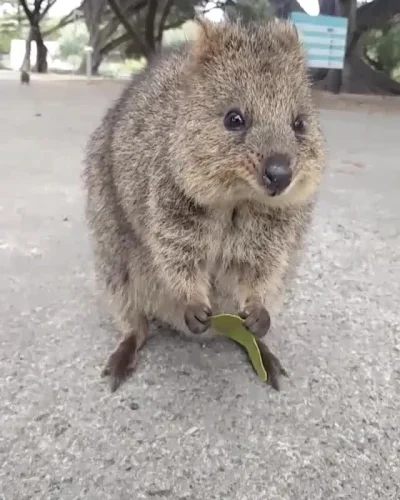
[291,13,348,70]
[84,46,94,80]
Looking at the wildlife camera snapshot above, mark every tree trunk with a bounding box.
[21,27,33,72]
[314,0,400,95]
[77,58,101,76]
[77,0,113,75]
[329,0,357,93]
[92,58,102,75]
[30,23,48,73]
[77,46,102,75]
[34,37,48,73]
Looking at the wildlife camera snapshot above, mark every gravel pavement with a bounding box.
[0,75,399,500]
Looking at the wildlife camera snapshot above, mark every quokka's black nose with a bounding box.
[262,154,292,196]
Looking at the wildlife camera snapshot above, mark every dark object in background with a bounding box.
[20,70,30,85]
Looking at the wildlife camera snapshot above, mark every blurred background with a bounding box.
[0,0,399,94]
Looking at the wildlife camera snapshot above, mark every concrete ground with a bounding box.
[0,74,399,500]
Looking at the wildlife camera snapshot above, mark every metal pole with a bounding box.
[84,46,93,80]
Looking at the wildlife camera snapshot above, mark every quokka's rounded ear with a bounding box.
[272,18,300,44]
[290,22,300,40]
[191,15,227,65]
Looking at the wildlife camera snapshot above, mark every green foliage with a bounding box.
[376,27,400,77]
[162,20,198,49]
[364,26,400,80]
[224,0,273,23]
[101,57,146,78]
[0,2,67,53]
[58,21,89,59]
[0,14,18,53]
[42,18,67,41]
[0,0,23,54]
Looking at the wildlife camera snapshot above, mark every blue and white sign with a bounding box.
[291,13,348,69]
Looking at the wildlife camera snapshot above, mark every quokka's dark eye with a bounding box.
[224,109,245,131]
[292,115,307,136]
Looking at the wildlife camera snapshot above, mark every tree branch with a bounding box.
[108,0,148,56]
[33,0,45,15]
[145,0,158,52]
[156,0,174,43]
[42,10,84,37]
[99,31,132,56]
[19,0,34,23]
[100,0,176,59]
[83,0,108,34]
[164,18,188,31]
[40,0,58,20]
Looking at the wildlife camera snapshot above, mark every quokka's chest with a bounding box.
[203,207,295,273]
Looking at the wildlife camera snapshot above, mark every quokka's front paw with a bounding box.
[239,303,271,338]
[184,301,212,334]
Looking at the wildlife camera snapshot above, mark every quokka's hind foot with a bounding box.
[101,315,149,392]
[255,340,288,391]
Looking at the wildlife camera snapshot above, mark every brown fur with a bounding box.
[83,18,326,392]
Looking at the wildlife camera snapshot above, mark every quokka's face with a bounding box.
[175,18,325,207]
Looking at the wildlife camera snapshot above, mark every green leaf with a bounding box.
[211,314,268,382]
